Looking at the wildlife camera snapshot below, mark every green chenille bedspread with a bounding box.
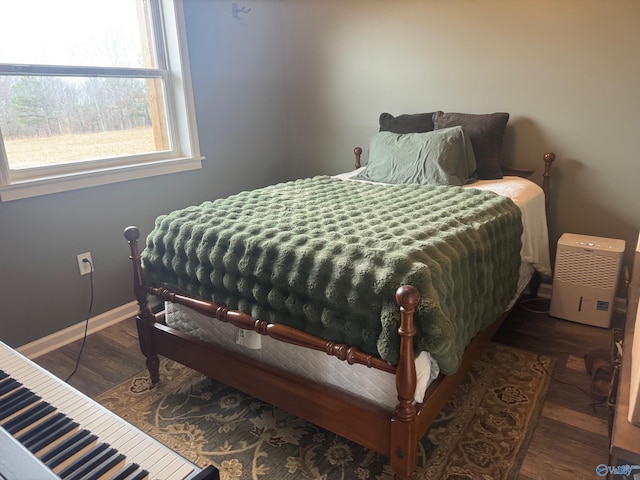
[142,176,523,374]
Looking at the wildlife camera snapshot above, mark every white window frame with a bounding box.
[0,0,202,202]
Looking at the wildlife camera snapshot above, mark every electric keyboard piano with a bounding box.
[0,341,219,480]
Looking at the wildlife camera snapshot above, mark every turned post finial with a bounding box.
[354,146,363,169]
[395,285,420,312]
[124,225,140,243]
[543,152,555,171]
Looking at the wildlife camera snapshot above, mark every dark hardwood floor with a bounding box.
[32,298,622,480]
[494,298,621,479]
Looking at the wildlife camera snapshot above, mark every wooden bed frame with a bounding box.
[124,151,555,480]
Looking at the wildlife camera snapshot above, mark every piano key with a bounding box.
[0,377,21,396]
[4,401,57,434]
[0,387,38,416]
[0,341,212,480]
[57,442,111,478]
[119,468,150,480]
[109,462,146,480]
[6,402,58,435]
[0,391,41,421]
[29,418,79,454]
[43,431,98,469]
[81,451,126,480]
[16,412,68,446]
[63,446,123,480]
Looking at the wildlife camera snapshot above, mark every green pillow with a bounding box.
[356,126,477,186]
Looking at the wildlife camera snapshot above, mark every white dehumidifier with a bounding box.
[549,233,625,328]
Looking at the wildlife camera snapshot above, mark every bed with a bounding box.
[124,111,555,479]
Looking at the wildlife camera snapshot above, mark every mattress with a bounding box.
[163,172,548,410]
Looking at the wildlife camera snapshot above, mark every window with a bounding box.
[0,0,201,201]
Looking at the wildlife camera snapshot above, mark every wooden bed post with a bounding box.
[354,147,363,169]
[391,285,419,480]
[542,152,555,215]
[528,152,556,298]
[124,226,160,384]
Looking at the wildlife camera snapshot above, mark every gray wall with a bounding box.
[272,0,640,257]
[2,0,639,347]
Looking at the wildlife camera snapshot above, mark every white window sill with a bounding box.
[0,156,203,202]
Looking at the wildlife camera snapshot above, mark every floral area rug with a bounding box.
[97,343,552,480]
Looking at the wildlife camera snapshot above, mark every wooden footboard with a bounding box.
[125,227,422,478]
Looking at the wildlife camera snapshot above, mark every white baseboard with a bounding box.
[17,301,139,360]
[538,282,627,315]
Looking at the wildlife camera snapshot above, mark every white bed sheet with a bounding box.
[164,171,550,409]
[469,176,551,277]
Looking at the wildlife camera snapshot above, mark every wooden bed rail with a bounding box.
[147,284,400,374]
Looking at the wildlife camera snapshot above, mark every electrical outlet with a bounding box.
[77,252,94,275]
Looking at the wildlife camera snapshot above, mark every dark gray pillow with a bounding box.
[379,112,436,134]
[432,111,509,180]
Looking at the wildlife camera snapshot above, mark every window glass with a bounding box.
[1,75,169,173]
[0,0,152,68]
[0,0,201,201]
